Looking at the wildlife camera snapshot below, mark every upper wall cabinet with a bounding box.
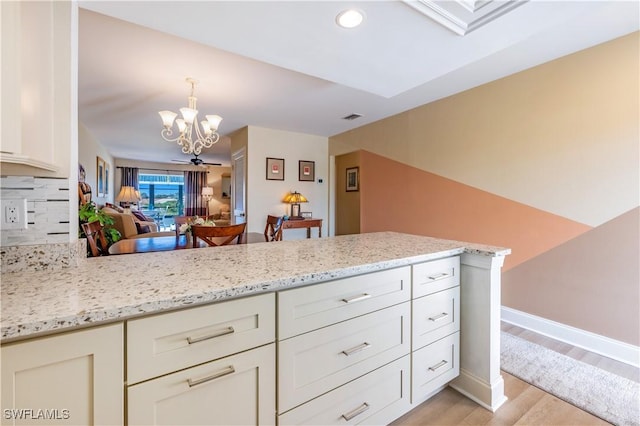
[0,1,73,175]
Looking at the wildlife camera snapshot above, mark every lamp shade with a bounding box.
[201,187,214,197]
[283,191,308,204]
[116,186,139,203]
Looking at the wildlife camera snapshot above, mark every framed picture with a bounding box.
[104,162,110,196]
[298,160,315,182]
[97,156,105,196]
[266,157,285,180]
[346,166,359,192]
[301,211,312,219]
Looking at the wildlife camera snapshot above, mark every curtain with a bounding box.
[184,170,208,216]
[121,167,139,188]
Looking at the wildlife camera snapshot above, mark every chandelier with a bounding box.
[158,78,223,156]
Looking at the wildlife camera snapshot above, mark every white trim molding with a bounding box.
[501,306,640,368]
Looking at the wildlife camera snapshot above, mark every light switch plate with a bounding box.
[1,198,28,230]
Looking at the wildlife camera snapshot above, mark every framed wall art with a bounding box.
[97,156,105,196]
[346,166,359,192]
[299,160,315,182]
[266,157,285,180]
[104,162,110,196]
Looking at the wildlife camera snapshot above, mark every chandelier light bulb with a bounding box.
[201,120,212,135]
[206,115,223,131]
[159,110,177,129]
[176,118,187,134]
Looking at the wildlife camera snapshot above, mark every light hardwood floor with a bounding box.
[391,323,639,426]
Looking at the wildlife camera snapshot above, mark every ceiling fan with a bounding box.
[171,154,221,167]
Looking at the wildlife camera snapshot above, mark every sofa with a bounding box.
[102,206,173,239]
[211,204,231,226]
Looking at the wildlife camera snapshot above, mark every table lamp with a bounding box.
[201,186,214,216]
[283,191,307,220]
[116,186,139,214]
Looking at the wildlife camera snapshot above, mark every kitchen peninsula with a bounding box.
[1,232,509,425]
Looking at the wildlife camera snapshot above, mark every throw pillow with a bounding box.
[135,222,151,234]
[131,210,150,222]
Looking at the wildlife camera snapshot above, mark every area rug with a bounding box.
[501,332,640,426]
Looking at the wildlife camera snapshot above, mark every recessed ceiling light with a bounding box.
[336,9,364,29]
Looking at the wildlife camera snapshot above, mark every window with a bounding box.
[138,173,184,218]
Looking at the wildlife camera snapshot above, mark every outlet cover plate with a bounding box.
[1,198,28,230]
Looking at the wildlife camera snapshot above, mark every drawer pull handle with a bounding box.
[428,360,448,371]
[341,342,371,356]
[187,365,235,387]
[428,312,449,322]
[427,272,450,281]
[341,402,370,421]
[342,293,372,304]
[187,326,235,344]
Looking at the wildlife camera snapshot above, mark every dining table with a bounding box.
[108,232,266,255]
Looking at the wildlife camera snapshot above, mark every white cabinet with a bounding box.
[278,302,411,412]
[127,293,276,425]
[278,356,411,426]
[411,257,461,404]
[0,324,123,426]
[412,332,460,404]
[277,267,412,423]
[128,344,275,426]
[127,293,275,385]
[278,266,411,340]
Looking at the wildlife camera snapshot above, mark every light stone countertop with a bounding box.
[0,232,510,343]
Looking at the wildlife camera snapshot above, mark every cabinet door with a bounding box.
[278,302,410,413]
[413,286,460,350]
[279,356,411,426]
[1,324,124,426]
[128,344,275,426]
[412,332,460,404]
[128,293,275,384]
[278,267,410,340]
[412,256,460,298]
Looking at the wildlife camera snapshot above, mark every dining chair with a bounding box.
[82,220,109,257]
[191,223,247,247]
[264,215,283,242]
[174,215,196,237]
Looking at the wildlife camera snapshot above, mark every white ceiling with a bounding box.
[78,1,639,167]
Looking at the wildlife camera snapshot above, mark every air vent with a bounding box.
[342,113,363,121]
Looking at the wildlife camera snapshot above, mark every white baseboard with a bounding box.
[501,306,640,368]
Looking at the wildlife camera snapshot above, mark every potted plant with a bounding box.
[78,201,121,253]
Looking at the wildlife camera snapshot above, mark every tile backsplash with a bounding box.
[0,176,80,273]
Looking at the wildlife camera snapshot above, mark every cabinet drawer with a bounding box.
[279,302,411,413]
[128,344,275,426]
[127,293,275,384]
[278,355,411,425]
[412,332,460,404]
[412,256,459,298]
[413,286,460,350]
[278,267,410,340]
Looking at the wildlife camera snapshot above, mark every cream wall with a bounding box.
[330,33,639,228]
[245,126,328,239]
[79,122,114,206]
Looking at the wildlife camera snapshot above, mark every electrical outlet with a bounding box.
[1,199,28,230]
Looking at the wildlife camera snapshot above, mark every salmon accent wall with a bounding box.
[330,33,639,228]
[359,150,591,271]
[503,207,640,346]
